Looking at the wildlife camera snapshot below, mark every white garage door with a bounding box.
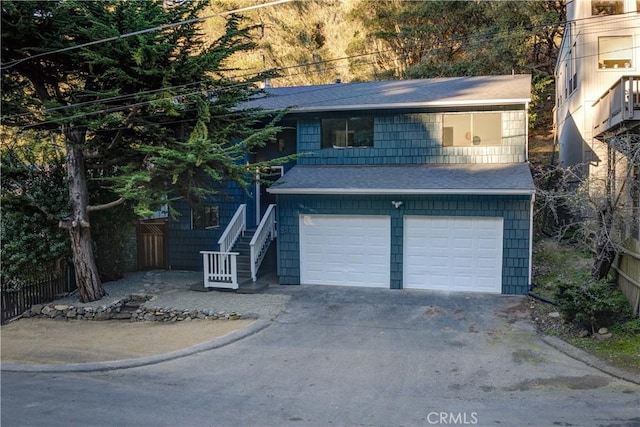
[299,215,390,287]
[404,216,503,293]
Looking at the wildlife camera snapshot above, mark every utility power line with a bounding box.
[3,5,638,126]
[0,0,293,70]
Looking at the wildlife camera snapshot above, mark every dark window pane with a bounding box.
[192,205,219,230]
[321,117,373,148]
[592,0,624,15]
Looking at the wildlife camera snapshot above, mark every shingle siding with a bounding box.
[277,193,531,294]
[297,111,526,166]
[168,181,253,270]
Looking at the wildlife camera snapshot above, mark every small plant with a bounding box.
[554,274,633,334]
[610,318,640,334]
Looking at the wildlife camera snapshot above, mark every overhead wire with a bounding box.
[0,0,294,70]
[3,6,639,127]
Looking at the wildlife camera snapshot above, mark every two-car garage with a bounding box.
[298,214,504,293]
[270,164,535,295]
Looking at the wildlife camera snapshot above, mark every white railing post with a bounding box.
[200,251,239,290]
[218,204,246,252]
[249,204,277,281]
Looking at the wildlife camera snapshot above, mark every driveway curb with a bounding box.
[0,320,270,373]
[540,334,640,385]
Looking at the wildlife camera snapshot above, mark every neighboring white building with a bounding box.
[555,0,640,239]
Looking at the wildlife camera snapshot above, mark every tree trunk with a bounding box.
[64,131,105,303]
[591,240,615,281]
[69,222,105,302]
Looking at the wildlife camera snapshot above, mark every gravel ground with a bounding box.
[53,270,290,320]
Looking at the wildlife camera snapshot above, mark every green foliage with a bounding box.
[530,73,555,130]
[91,200,137,282]
[554,274,633,333]
[2,1,287,214]
[532,239,593,299]
[2,1,293,299]
[0,140,71,287]
[350,0,563,80]
[568,331,640,375]
[610,318,640,334]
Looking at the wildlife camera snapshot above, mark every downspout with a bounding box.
[525,101,530,162]
[528,191,535,292]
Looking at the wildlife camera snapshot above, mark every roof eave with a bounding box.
[268,188,536,196]
[257,99,531,114]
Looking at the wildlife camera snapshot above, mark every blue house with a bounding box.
[167,74,535,294]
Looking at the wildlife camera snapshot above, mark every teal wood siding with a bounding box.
[276,194,531,294]
[168,181,254,270]
[297,110,526,165]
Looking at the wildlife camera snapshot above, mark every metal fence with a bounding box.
[1,268,75,324]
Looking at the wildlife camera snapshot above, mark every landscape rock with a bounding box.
[594,332,613,340]
[21,294,245,324]
[93,312,110,321]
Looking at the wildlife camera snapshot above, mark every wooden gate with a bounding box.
[137,218,169,270]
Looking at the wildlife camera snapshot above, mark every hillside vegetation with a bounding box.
[205,0,563,130]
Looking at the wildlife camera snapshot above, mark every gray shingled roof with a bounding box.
[246,75,531,112]
[267,164,535,195]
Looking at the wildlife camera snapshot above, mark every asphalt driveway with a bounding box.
[2,285,639,426]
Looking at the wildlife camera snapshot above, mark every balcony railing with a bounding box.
[593,75,640,139]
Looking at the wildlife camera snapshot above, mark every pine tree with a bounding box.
[1,0,285,302]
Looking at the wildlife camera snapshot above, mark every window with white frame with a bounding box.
[442,113,502,147]
[192,205,219,230]
[598,36,633,69]
[321,116,374,148]
[592,0,624,15]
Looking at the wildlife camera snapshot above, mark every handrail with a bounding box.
[200,251,239,290]
[249,204,277,281]
[218,204,246,252]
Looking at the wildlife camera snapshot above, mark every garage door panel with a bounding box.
[300,215,390,288]
[404,216,503,293]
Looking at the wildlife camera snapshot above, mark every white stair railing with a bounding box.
[200,251,239,289]
[218,204,246,252]
[249,204,277,281]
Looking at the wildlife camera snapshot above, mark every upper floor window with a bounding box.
[192,205,219,230]
[321,116,373,148]
[569,44,578,94]
[598,36,633,69]
[592,0,624,15]
[443,113,502,147]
